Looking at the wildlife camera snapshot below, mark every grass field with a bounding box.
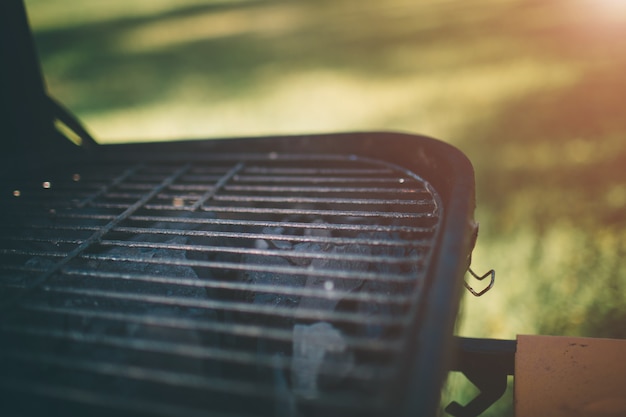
[24,0,626,415]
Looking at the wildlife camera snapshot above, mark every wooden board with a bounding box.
[515,334,626,417]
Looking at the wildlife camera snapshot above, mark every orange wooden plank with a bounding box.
[515,334,626,417]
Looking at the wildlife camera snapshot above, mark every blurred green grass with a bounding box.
[24,0,626,415]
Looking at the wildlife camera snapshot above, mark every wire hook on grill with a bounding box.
[446,337,516,417]
[464,264,495,297]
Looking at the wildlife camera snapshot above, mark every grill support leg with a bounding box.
[445,337,516,417]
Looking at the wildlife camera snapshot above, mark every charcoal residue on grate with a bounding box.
[0,152,442,417]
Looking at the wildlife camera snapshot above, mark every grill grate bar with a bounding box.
[40,286,411,326]
[169,183,220,191]
[110,226,431,248]
[129,215,435,233]
[0,248,67,258]
[242,167,395,175]
[1,236,84,245]
[78,253,422,283]
[199,205,434,218]
[20,303,403,352]
[179,174,241,183]
[71,202,435,218]
[190,166,244,174]
[15,212,435,233]
[233,175,414,184]
[1,216,435,236]
[0,265,47,274]
[1,224,101,233]
[211,195,429,205]
[222,185,425,194]
[63,268,415,304]
[99,240,422,265]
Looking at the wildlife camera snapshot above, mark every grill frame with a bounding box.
[1,132,476,417]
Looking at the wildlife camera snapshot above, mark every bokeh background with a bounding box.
[24,0,626,415]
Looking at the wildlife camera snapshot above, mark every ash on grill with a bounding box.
[238,216,417,399]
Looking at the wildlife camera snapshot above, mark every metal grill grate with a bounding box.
[0,151,443,417]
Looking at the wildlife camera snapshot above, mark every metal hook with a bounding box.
[464,267,495,297]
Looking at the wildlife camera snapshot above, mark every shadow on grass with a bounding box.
[33,1,280,112]
[32,0,556,115]
[461,62,626,234]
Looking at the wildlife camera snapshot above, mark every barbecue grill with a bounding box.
[1,1,504,416]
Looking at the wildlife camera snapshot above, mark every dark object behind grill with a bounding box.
[1,1,478,416]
